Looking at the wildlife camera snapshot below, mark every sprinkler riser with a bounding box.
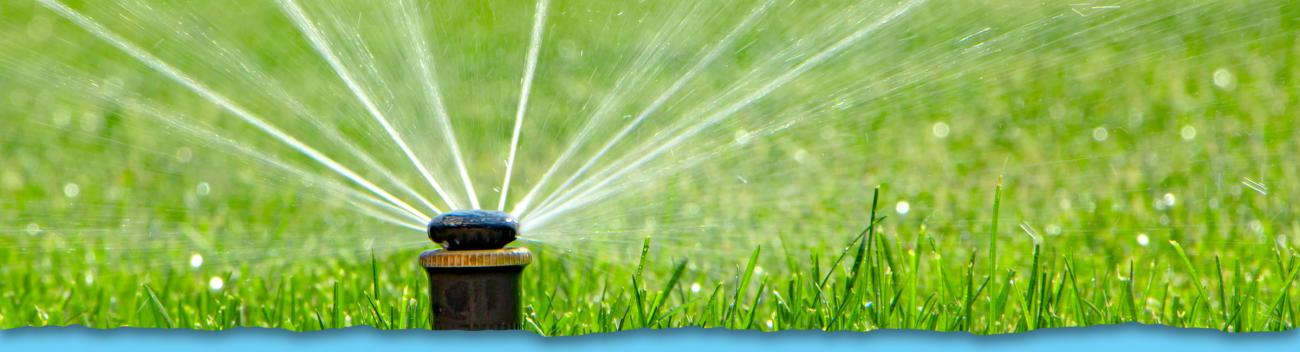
[424,265,525,330]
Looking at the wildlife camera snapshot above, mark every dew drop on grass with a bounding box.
[83,271,94,285]
[1092,126,1109,142]
[62,182,80,198]
[690,282,701,293]
[895,201,910,215]
[1213,68,1235,89]
[196,182,211,196]
[766,320,774,329]
[932,122,950,139]
[208,276,224,290]
[1180,125,1197,140]
[189,253,204,269]
[1162,193,1176,208]
[1136,233,1150,247]
[25,223,41,236]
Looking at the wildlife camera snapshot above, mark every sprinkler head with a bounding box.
[420,209,531,330]
[427,209,518,250]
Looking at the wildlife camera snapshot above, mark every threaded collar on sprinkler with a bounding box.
[427,209,518,250]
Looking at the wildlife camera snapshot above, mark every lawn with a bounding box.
[1,0,1298,334]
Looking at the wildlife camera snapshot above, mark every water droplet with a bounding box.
[25,223,41,236]
[1136,233,1150,246]
[895,201,910,215]
[792,149,809,164]
[52,107,72,128]
[932,122,950,139]
[83,271,94,285]
[1213,68,1235,89]
[190,253,204,269]
[765,320,774,329]
[80,111,102,133]
[1092,127,1109,142]
[1250,220,1264,234]
[62,183,80,198]
[1180,125,1197,141]
[1046,224,1062,236]
[690,282,701,293]
[196,182,211,196]
[175,147,193,163]
[734,130,753,146]
[1058,197,1072,211]
[208,276,224,290]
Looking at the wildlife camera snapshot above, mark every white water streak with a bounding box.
[395,0,481,211]
[508,1,708,216]
[139,4,442,214]
[497,0,550,211]
[36,0,430,221]
[113,97,425,227]
[527,0,926,225]
[278,0,460,211]
[515,0,775,217]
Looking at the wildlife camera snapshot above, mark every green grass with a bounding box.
[2,0,1300,335]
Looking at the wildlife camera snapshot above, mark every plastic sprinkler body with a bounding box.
[421,210,531,330]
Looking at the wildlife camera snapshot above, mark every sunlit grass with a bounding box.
[1,0,1299,335]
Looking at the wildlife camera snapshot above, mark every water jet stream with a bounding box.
[511,0,775,216]
[525,1,903,217]
[94,1,445,215]
[498,0,551,211]
[278,0,462,211]
[394,0,481,212]
[36,0,431,221]
[512,0,774,218]
[114,99,428,227]
[526,0,926,225]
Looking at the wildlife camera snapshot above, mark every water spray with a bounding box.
[421,210,532,330]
